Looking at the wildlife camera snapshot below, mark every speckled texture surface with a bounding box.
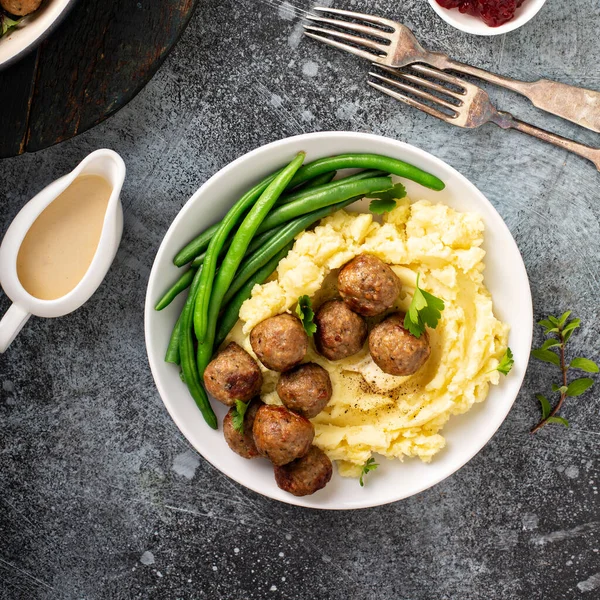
[1,1,599,598]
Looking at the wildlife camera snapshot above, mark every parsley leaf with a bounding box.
[295,295,317,336]
[231,400,248,434]
[367,182,407,202]
[1,15,20,37]
[369,198,397,214]
[403,273,445,339]
[496,347,514,375]
[368,182,407,214]
[359,457,379,487]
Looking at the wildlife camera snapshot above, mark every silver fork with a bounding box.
[304,6,600,134]
[368,65,600,171]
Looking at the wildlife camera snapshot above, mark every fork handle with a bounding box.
[493,111,600,171]
[428,54,600,134]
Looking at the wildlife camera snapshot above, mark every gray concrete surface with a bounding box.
[1,0,599,598]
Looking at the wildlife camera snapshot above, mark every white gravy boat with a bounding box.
[0,149,126,353]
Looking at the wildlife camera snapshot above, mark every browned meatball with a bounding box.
[203,342,262,406]
[338,254,400,316]
[1,0,43,16]
[274,446,333,496]
[276,363,332,419]
[252,405,314,466]
[314,299,367,360]
[250,314,308,372]
[368,313,431,376]
[223,398,263,459]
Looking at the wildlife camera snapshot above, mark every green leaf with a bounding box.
[531,348,560,366]
[295,295,317,336]
[536,394,551,420]
[569,358,599,373]
[540,339,561,350]
[367,182,407,202]
[557,311,572,327]
[548,316,559,326]
[538,319,555,330]
[565,378,594,397]
[369,198,397,214]
[403,273,445,339]
[563,328,575,343]
[1,15,21,37]
[359,457,379,487]
[551,383,568,394]
[231,400,249,433]
[546,416,569,427]
[496,347,514,375]
[563,319,581,334]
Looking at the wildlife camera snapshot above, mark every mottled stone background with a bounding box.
[1,1,599,598]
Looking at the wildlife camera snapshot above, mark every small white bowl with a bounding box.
[0,0,78,70]
[145,132,532,509]
[427,0,547,36]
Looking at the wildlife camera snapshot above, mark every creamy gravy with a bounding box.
[17,175,112,300]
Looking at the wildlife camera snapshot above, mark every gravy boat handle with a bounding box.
[0,303,31,353]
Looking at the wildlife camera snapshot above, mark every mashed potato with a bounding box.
[229,199,509,477]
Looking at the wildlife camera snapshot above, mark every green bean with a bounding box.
[174,152,442,267]
[221,195,363,307]
[214,242,294,349]
[178,266,217,429]
[190,224,284,269]
[190,171,287,341]
[195,152,306,375]
[155,268,197,311]
[173,222,220,268]
[255,176,392,236]
[287,170,336,193]
[165,313,183,364]
[172,170,283,267]
[287,153,445,191]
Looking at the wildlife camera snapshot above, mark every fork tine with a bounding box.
[303,31,381,62]
[410,64,468,90]
[376,65,465,101]
[369,72,459,112]
[368,80,456,123]
[305,14,392,42]
[313,6,398,30]
[304,25,388,54]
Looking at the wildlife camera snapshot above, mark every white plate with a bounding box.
[427,0,547,36]
[144,132,532,510]
[0,0,77,70]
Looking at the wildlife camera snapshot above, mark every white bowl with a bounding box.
[0,0,78,70]
[144,132,532,510]
[427,0,547,36]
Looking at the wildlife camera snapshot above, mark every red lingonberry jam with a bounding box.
[435,0,526,27]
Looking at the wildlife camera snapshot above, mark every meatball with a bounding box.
[1,0,43,17]
[338,254,400,316]
[250,314,308,372]
[368,313,431,376]
[274,446,333,496]
[277,363,332,419]
[314,299,367,360]
[223,398,263,459]
[203,342,262,406]
[252,405,314,466]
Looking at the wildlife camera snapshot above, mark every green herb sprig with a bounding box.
[368,182,406,214]
[495,348,514,376]
[1,15,21,38]
[531,312,598,433]
[404,273,445,339]
[231,400,249,433]
[295,295,317,336]
[359,457,379,487]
